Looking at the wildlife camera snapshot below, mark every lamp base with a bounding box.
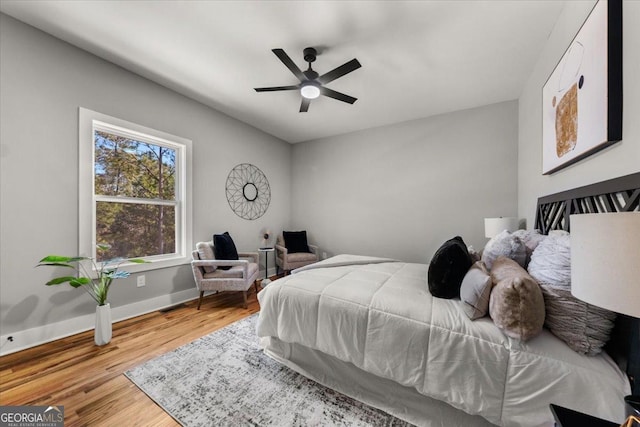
[626,395,640,418]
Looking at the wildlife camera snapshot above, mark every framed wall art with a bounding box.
[542,0,622,175]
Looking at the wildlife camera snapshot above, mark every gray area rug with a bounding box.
[125,314,411,426]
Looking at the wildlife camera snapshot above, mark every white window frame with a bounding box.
[79,108,192,272]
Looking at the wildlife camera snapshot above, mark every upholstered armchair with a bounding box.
[275,231,319,275]
[191,241,259,309]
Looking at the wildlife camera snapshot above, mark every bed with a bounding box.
[256,173,640,426]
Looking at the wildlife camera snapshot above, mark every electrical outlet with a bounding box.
[137,275,146,287]
[322,252,327,259]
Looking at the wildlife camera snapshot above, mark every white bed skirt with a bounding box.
[261,336,538,427]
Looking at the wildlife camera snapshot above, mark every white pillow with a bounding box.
[481,230,526,270]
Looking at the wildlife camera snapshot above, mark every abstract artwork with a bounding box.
[542,0,622,175]
[225,163,271,220]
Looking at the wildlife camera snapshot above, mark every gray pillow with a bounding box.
[460,261,492,320]
[481,230,527,270]
[512,229,546,267]
[196,241,217,273]
[528,233,616,355]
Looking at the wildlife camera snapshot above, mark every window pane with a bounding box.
[94,130,176,200]
[96,201,176,261]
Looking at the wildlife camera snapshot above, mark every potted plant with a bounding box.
[37,244,148,345]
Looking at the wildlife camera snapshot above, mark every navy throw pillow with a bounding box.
[428,236,472,299]
[283,230,310,253]
[213,232,238,270]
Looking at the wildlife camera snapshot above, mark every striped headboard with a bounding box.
[534,172,640,395]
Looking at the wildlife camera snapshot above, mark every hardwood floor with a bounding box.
[0,287,263,426]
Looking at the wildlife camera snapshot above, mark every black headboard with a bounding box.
[534,172,640,395]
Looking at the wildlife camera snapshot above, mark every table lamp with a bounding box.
[260,228,272,249]
[570,212,640,426]
[484,217,519,238]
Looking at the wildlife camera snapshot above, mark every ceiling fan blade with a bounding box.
[299,98,311,113]
[272,49,306,82]
[320,87,357,104]
[254,85,299,92]
[317,58,361,84]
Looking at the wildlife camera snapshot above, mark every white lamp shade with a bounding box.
[484,217,519,238]
[570,212,640,318]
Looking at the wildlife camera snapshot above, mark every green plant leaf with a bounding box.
[129,259,149,264]
[37,262,74,268]
[39,255,75,263]
[45,276,76,286]
[69,277,91,288]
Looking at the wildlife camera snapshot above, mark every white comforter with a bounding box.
[256,255,629,426]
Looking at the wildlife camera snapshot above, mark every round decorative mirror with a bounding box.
[225,163,271,220]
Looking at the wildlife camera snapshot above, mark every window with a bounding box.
[79,108,192,271]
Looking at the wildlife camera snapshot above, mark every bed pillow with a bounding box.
[213,232,238,270]
[527,232,616,355]
[467,246,481,263]
[428,236,472,299]
[512,229,546,267]
[489,256,545,341]
[481,230,526,270]
[460,261,492,320]
[283,230,311,253]
[196,241,217,273]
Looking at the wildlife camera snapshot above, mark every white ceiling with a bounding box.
[0,1,565,143]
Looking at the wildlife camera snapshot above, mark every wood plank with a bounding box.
[0,286,265,425]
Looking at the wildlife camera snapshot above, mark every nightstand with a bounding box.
[550,404,618,427]
[259,247,275,287]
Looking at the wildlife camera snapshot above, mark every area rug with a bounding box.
[125,314,411,426]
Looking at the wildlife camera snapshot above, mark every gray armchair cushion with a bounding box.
[204,262,258,279]
[285,252,317,263]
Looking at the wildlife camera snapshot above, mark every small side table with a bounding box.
[259,247,275,287]
[550,404,618,427]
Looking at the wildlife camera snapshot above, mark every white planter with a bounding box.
[94,303,112,346]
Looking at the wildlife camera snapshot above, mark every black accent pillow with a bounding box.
[428,236,472,299]
[283,230,310,253]
[213,232,238,270]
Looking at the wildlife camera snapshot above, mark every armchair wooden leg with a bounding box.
[197,291,204,310]
[242,291,248,309]
[254,281,259,294]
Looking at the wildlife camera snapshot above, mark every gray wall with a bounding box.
[518,0,640,225]
[0,14,291,335]
[291,101,519,263]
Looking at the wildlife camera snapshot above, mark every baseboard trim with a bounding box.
[0,288,200,356]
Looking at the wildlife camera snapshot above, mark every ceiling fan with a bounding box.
[254,47,361,113]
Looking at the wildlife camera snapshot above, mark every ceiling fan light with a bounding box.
[300,83,320,99]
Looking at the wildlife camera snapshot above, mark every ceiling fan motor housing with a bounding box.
[303,47,317,63]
